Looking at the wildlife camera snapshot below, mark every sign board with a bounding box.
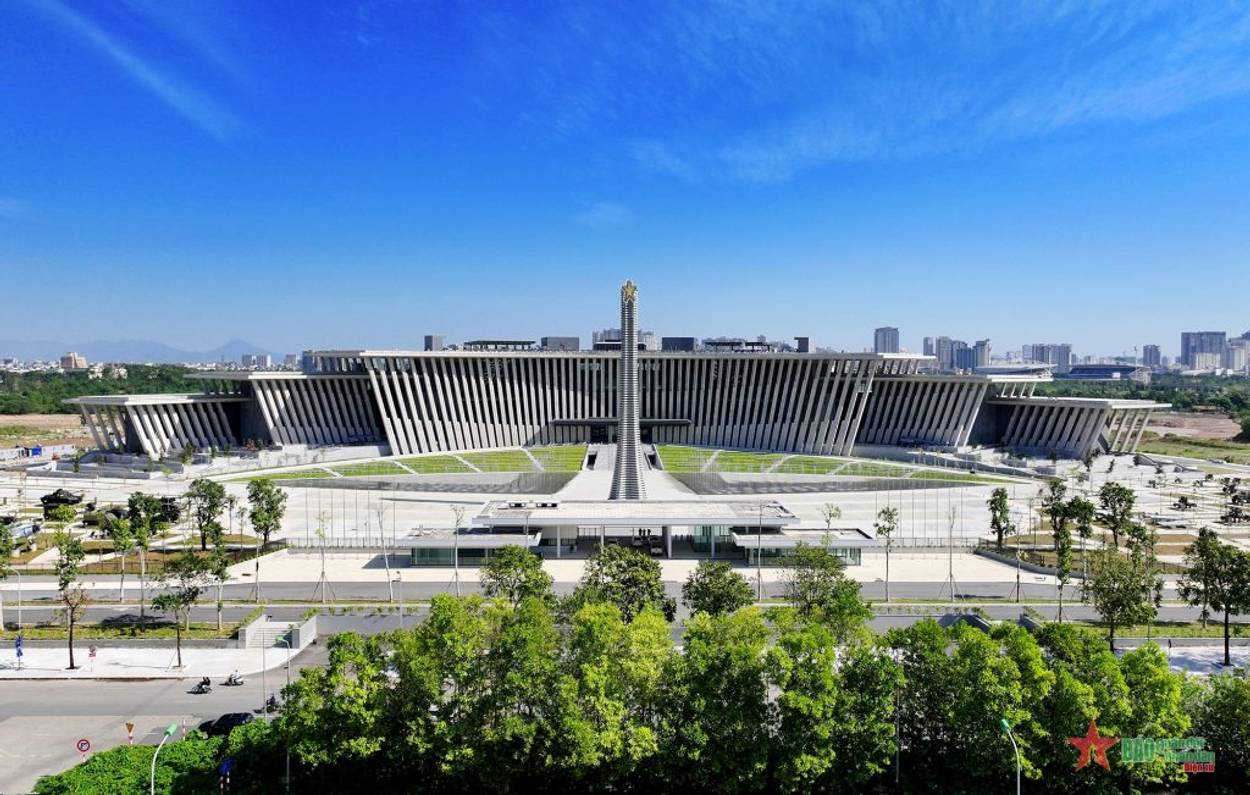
[76,739,90,753]
[88,646,97,659]
[14,635,22,658]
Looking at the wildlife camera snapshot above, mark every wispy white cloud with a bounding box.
[577,201,635,229]
[120,0,248,84]
[32,0,242,140]
[452,1,1250,182]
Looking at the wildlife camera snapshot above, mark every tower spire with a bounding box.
[609,279,647,500]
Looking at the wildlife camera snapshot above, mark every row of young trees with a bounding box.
[35,542,1250,795]
[13,478,289,669]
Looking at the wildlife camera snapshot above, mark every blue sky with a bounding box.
[2,1,1249,357]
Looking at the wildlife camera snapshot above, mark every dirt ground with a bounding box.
[0,413,90,447]
[1148,411,1242,441]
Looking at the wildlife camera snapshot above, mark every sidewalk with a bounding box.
[0,645,295,680]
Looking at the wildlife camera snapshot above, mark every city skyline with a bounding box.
[2,3,1249,354]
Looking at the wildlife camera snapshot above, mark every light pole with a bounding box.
[397,572,404,628]
[278,635,292,794]
[1000,718,1021,795]
[756,502,764,600]
[150,722,179,795]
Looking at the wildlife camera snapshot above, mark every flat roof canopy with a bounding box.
[395,530,541,549]
[64,393,251,406]
[730,528,878,550]
[475,499,799,528]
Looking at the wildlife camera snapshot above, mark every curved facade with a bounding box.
[69,350,1167,461]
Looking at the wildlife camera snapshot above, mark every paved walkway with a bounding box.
[0,645,296,680]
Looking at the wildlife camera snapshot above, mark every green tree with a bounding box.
[1053,502,1073,623]
[186,478,227,551]
[661,608,771,792]
[1097,481,1136,548]
[987,487,1012,551]
[562,602,671,786]
[1179,529,1250,666]
[819,502,842,531]
[779,544,870,643]
[46,503,76,527]
[0,521,14,630]
[247,479,287,551]
[874,507,899,602]
[152,550,212,669]
[32,734,225,795]
[1067,495,1096,581]
[572,545,674,621]
[247,479,287,601]
[1041,479,1068,545]
[681,559,754,616]
[128,491,164,619]
[1119,643,1190,789]
[1188,671,1250,788]
[1083,543,1156,651]
[107,517,135,603]
[53,530,88,669]
[1241,412,1250,440]
[480,545,554,607]
[206,521,231,633]
[767,622,900,793]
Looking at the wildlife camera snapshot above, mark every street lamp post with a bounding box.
[1000,718,1021,795]
[756,502,764,600]
[150,722,179,795]
[278,636,292,794]
[397,572,404,628]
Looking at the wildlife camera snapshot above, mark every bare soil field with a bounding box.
[0,413,90,447]
[1149,411,1242,440]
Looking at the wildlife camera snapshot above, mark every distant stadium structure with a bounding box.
[66,290,1167,462]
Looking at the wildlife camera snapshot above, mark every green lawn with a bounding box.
[394,455,474,474]
[908,470,1009,484]
[226,469,332,483]
[1139,432,1250,465]
[708,450,785,472]
[772,455,847,475]
[331,461,409,477]
[656,445,716,473]
[528,445,587,472]
[460,449,539,472]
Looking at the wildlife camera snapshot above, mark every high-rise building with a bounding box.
[661,336,696,352]
[423,334,445,352]
[873,326,900,354]
[283,353,300,368]
[973,339,991,368]
[1180,331,1226,367]
[540,336,580,351]
[1142,345,1161,369]
[609,280,646,501]
[954,344,976,371]
[61,352,87,370]
[1222,343,1248,373]
[255,354,272,368]
[1025,343,1073,374]
[794,336,810,353]
[934,336,956,370]
[640,331,660,351]
[923,336,935,357]
[240,354,256,368]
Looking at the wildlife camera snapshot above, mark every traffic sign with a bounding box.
[125,722,135,746]
[76,738,90,753]
[14,634,22,657]
[88,646,97,659]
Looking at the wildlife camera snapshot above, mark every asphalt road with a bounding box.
[0,643,327,794]
[6,576,1122,603]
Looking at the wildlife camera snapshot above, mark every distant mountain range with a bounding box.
[0,338,282,364]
